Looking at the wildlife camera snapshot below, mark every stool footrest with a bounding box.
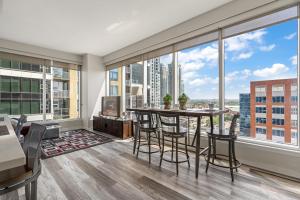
[161,149,189,163]
[205,153,241,169]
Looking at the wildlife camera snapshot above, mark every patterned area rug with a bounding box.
[41,129,112,159]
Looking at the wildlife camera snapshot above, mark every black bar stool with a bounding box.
[205,112,241,182]
[135,111,161,164]
[159,112,190,175]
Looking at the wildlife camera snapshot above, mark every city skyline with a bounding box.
[177,19,297,100]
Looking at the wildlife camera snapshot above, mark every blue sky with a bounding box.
[175,18,297,100]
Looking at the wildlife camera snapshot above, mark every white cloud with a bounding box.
[235,52,253,60]
[189,77,218,86]
[259,44,276,52]
[284,32,296,40]
[225,71,239,82]
[290,55,297,65]
[225,69,251,82]
[253,63,288,78]
[178,44,218,73]
[160,54,172,64]
[241,69,251,78]
[225,29,267,52]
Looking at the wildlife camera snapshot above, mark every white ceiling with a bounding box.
[0,0,232,56]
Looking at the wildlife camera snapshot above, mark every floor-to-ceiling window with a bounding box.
[146,53,173,107]
[176,39,219,133]
[105,5,299,148]
[224,6,298,146]
[125,61,144,108]
[108,67,122,96]
[50,64,80,120]
[0,53,81,121]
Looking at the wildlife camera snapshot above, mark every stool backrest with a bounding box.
[15,114,27,138]
[158,112,180,134]
[23,123,46,173]
[135,111,153,126]
[229,113,240,135]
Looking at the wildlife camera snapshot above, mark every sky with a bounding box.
[175,18,298,100]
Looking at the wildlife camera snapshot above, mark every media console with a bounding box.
[93,116,132,139]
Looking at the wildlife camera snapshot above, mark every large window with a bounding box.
[0,55,81,121]
[106,6,299,148]
[125,61,144,108]
[224,16,298,145]
[146,53,173,107]
[176,41,219,132]
[51,66,80,120]
[108,68,122,96]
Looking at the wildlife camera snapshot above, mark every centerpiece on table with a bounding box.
[163,94,172,109]
[178,93,188,110]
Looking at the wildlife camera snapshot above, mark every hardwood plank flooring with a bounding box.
[1,139,300,200]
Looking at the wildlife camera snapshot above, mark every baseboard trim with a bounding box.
[249,166,300,183]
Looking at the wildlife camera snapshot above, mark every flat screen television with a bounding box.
[101,96,121,117]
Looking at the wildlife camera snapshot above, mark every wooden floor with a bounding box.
[1,137,300,200]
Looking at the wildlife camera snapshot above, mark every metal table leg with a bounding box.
[195,116,201,179]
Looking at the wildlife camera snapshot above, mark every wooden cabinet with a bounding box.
[93,116,132,139]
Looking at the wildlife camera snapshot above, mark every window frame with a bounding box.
[105,4,300,150]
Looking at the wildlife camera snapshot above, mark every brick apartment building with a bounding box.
[250,78,298,144]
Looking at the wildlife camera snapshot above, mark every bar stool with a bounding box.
[205,112,241,182]
[159,112,190,175]
[135,111,161,164]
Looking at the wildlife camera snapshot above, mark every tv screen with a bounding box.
[101,96,121,117]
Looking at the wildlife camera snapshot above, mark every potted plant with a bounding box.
[163,94,172,109]
[178,93,188,110]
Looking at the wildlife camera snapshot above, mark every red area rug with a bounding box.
[41,129,112,159]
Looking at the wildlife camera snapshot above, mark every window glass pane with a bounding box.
[177,41,219,133]
[31,100,40,114]
[11,77,20,92]
[0,59,11,68]
[0,100,10,114]
[31,64,42,72]
[21,78,31,92]
[51,66,80,119]
[224,18,298,146]
[11,101,21,115]
[125,61,144,108]
[146,53,173,107]
[21,62,31,71]
[0,76,11,92]
[11,60,20,69]
[31,79,40,93]
[0,60,81,120]
[109,67,122,96]
[21,101,31,114]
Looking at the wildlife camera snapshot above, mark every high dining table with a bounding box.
[0,115,26,172]
[126,107,228,178]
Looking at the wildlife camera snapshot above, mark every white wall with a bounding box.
[81,54,106,129]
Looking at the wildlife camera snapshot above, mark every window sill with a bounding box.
[236,137,300,157]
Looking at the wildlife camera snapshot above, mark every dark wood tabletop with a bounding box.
[126,107,228,117]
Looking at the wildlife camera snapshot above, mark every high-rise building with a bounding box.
[0,56,79,121]
[125,63,144,108]
[147,58,161,107]
[250,78,298,144]
[239,93,251,136]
